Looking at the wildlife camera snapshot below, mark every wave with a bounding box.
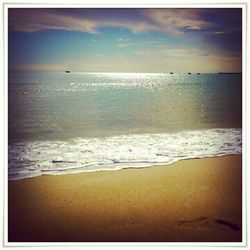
[8,128,242,180]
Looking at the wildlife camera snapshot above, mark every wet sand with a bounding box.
[8,155,242,242]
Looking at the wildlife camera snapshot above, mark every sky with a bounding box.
[8,8,242,73]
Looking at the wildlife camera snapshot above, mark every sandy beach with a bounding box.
[8,155,242,242]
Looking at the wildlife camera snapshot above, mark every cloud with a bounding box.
[8,8,213,35]
[143,9,212,35]
[117,38,130,42]
[10,47,241,73]
[9,63,66,72]
[8,9,151,34]
[8,8,242,73]
[133,47,241,72]
[9,9,99,34]
[134,47,203,58]
[117,38,133,48]
[147,40,160,44]
[117,43,133,48]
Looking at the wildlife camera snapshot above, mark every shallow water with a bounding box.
[8,72,242,179]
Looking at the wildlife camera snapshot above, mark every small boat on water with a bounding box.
[170,72,174,74]
[188,72,191,75]
[65,70,71,73]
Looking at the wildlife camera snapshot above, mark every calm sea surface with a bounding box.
[8,72,242,180]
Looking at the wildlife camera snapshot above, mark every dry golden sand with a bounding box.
[8,155,242,242]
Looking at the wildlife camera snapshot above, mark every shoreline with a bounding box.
[8,127,242,181]
[8,155,242,242]
[9,153,242,182]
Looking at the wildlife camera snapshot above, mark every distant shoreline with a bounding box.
[8,71,243,74]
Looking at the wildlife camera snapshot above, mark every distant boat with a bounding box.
[170,72,174,74]
[197,73,201,75]
[188,72,191,75]
[65,70,71,73]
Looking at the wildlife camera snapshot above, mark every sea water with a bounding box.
[8,72,242,180]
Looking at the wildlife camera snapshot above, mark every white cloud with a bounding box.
[117,38,130,42]
[9,10,99,34]
[9,9,212,35]
[117,43,133,48]
[143,9,211,35]
[133,47,241,72]
[10,49,241,73]
[117,38,133,48]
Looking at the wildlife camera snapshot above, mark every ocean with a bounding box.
[8,72,242,180]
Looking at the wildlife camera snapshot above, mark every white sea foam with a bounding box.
[8,128,242,180]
